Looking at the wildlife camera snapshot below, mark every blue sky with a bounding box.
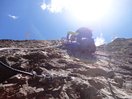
[0,0,132,45]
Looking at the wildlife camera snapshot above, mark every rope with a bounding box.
[0,44,61,51]
[0,61,33,76]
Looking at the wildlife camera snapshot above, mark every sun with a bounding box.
[67,0,112,23]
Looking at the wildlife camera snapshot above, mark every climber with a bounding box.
[76,27,96,54]
[76,27,92,43]
[65,27,96,54]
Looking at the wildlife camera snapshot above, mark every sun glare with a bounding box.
[41,0,113,23]
[68,0,112,23]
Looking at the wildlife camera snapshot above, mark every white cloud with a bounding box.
[8,14,18,20]
[40,0,67,13]
[40,0,113,16]
[40,2,47,10]
[95,33,105,46]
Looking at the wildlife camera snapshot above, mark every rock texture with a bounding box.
[0,39,132,99]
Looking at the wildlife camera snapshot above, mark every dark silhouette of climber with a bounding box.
[65,27,96,54]
[76,27,96,54]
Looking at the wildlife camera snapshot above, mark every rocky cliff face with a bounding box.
[0,39,132,99]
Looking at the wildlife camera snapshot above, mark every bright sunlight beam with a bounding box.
[67,0,113,23]
[41,0,113,23]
